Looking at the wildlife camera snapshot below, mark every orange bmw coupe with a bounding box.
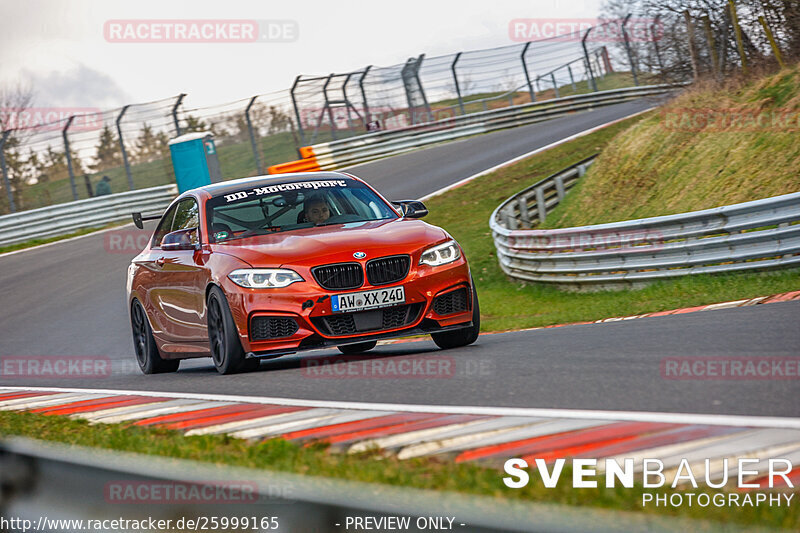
[127,172,479,374]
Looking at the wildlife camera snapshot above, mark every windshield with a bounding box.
[205,178,398,243]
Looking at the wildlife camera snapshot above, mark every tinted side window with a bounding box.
[152,204,178,247]
[173,199,199,235]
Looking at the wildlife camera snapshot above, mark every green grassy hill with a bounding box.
[540,64,800,228]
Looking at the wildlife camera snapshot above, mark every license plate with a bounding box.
[331,286,405,313]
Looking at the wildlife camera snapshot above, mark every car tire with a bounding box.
[337,340,377,355]
[131,299,180,374]
[431,283,480,350]
[207,286,256,375]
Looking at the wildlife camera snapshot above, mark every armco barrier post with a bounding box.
[245,96,264,175]
[0,130,15,213]
[62,115,79,202]
[116,105,134,190]
[290,75,306,145]
[171,94,186,137]
[520,42,536,103]
[451,52,465,114]
[581,28,598,92]
[621,14,639,86]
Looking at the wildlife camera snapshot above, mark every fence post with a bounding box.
[62,116,78,201]
[0,130,15,213]
[567,64,577,91]
[245,96,264,175]
[414,55,431,123]
[400,55,430,124]
[341,73,356,130]
[701,15,720,79]
[728,0,748,75]
[621,14,639,86]
[520,42,536,103]
[290,75,307,146]
[359,66,372,127]
[451,52,465,114]
[683,10,700,80]
[581,28,598,92]
[758,15,785,68]
[171,94,186,137]
[322,73,338,140]
[551,72,559,98]
[116,105,134,190]
[594,52,608,78]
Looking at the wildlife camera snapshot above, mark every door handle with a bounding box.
[155,257,165,267]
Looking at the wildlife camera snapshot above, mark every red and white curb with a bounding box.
[2,386,799,490]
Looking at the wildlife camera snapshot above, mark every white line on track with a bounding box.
[2,386,799,429]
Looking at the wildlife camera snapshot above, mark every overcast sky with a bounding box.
[0,0,603,110]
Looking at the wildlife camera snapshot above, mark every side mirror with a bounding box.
[394,200,428,219]
[161,228,200,251]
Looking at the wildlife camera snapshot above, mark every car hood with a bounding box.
[210,218,449,267]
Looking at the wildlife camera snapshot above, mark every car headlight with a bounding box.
[228,269,304,288]
[419,240,461,267]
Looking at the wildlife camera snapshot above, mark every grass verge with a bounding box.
[421,112,800,332]
[0,410,796,529]
[539,64,800,228]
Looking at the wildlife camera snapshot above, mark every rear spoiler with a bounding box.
[132,212,163,229]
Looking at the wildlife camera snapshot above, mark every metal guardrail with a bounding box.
[0,437,734,533]
[0,185,176,248]
[490,156,800,288]
[270,84,685,173]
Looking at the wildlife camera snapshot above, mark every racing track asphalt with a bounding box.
[1,96,798,417]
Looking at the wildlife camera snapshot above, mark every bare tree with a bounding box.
[600,0,799,82]
[0,82,35,212]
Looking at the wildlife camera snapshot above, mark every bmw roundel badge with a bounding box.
[353,251,367,259]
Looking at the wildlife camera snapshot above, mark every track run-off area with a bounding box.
[0,97,798,422]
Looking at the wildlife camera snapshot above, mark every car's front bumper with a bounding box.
[221,258,473,357]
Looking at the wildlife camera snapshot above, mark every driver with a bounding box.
[303,194,331,225]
